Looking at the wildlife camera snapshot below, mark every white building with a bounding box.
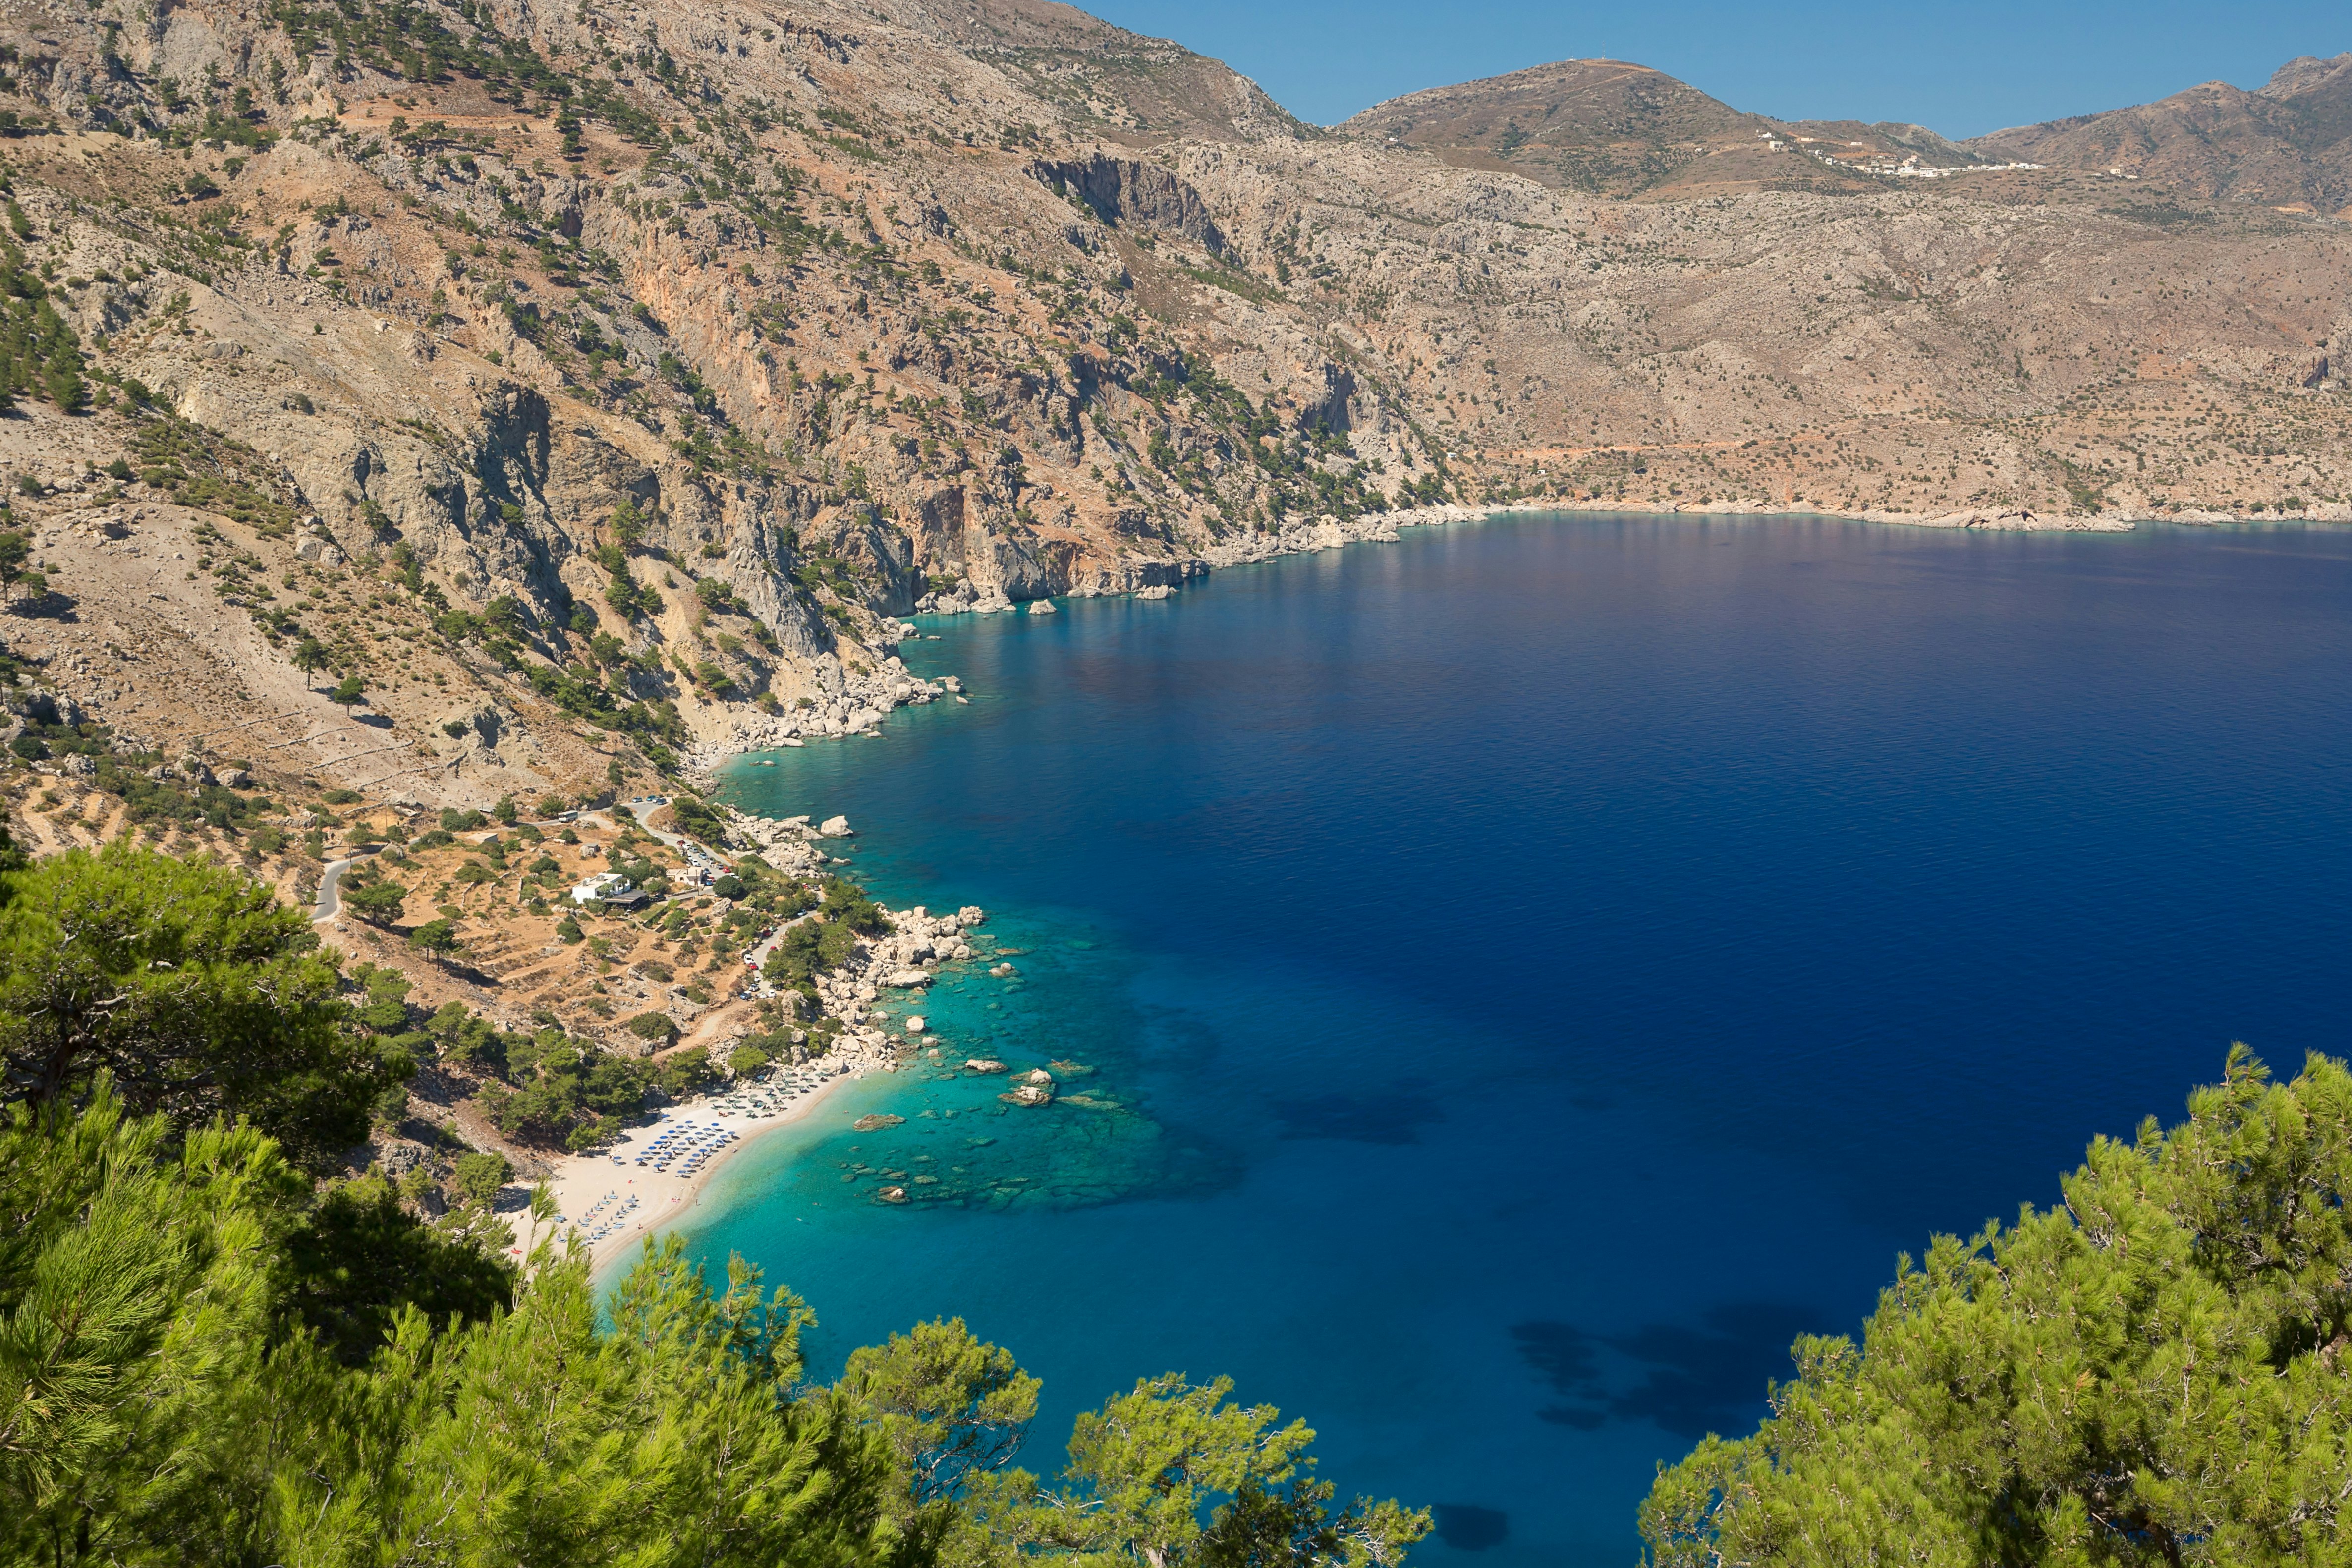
[571,871,646,907]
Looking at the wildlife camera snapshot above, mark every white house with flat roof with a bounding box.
[571,871,647,908]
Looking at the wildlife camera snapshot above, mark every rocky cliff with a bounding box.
[0,0,2341,807]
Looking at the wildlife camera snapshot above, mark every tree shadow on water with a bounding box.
[1430,1504,1509,1552]
[1510,1302,1824,1439]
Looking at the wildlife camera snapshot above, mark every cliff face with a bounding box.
[0,0,2344,805]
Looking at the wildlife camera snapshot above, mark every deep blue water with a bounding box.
[678,513,2352,1566]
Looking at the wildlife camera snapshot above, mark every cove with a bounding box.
[680,511,2352,1566]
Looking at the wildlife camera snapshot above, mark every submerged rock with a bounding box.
[963,1058,1008,1074]
[853,1113,907,1132]
[1000,1071,1056,1108]
[876,1185,908,1204]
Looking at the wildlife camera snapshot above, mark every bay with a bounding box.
[671,512,2352,1566]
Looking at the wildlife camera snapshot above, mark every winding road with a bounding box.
[312,847,378,924]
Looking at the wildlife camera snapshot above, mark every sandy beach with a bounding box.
[518,1056,883,1272]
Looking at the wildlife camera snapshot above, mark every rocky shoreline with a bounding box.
[903,494,2340,628]
[539,803,999,1270]
[681,494,2352,779]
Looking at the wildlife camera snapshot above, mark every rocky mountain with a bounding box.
[1969,53,2352,212]
[0,0,2343,815]
[1339,57,1776,195]
[1336,58,2011,197]
[922,0,1307,146]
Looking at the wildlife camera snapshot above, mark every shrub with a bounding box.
[656,1045,713,1098]
[451,1150,512,1210]
[625,1011,679,1045]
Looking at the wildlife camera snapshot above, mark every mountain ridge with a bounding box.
[1964,50,2352,210]
[0,0,2340,826]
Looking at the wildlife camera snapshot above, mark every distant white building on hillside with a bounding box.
[571,871,648,908]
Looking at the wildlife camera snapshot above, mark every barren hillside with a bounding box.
[1970,53,2352,212]
[0,0,2339,827]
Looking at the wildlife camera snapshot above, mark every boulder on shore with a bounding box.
[882,967,931,988]
[819,815,854,837]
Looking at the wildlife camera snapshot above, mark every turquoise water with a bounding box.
[669,513,2352,1565]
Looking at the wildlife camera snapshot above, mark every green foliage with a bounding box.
[3,710,274,833]
[0,842,398,1173]
[964,1373,1428,1568]
[476,1022,652,1148]
[424,999,504,1071]
[657,1044,715,1099]
[669,790,729,846]
[0,846,1427,1568]
[339,872,407,925]
[760,888,880,991]
[627,1009,680,1044]
[762,918,841,989]
[605,565,662,619]
[1643,1046,2352,1568]
[3,1081,902,1565]
[451,1148,511,1208]
[0,521,40,603]
[0,244,85,414]
[283,1170,515,1365]
[823,875,892,935]
[406,916,461,962]
[328,673,367,708]
[126,411,296,535]
[80,750,274,835]
[0,1085,307,1562]
[840,1317,1040,1517]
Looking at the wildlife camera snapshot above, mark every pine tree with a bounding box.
[1643,1046,2352,1568]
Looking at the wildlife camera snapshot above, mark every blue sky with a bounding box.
[1078,0,2347,138]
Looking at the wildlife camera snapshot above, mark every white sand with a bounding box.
[514,1063,878,1271]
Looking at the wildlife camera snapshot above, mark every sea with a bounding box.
[660,511,2352,1566]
